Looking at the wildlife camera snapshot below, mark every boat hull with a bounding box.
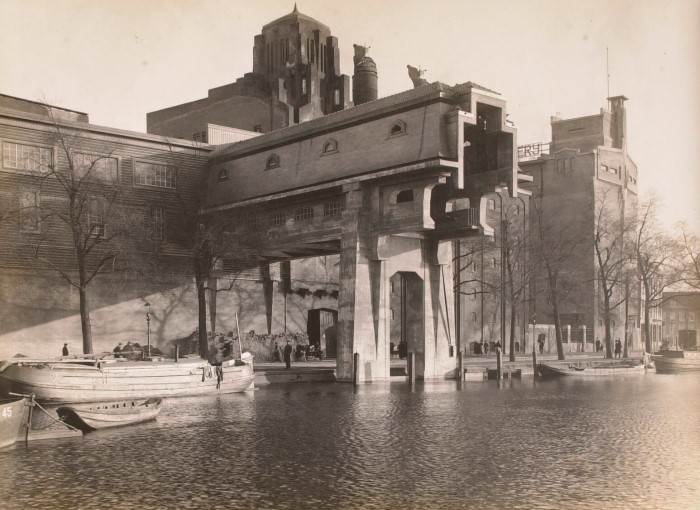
[652,351,700,373]
[57,398,162,432]
[0,397,25,448]
[0,358,254,404]
[538,362,647,378]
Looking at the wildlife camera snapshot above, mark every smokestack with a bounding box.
[352,44,378,106]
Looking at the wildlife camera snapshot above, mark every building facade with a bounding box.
[662,292,700,349]
[519,96,642,353]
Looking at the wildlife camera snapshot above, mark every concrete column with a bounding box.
[422,239,457,380]
[337,184,389,382]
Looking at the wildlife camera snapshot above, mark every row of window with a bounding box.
[555,157,575,174]
[2,141,177,190]
[14,190,165,241]
[245,201,344,231]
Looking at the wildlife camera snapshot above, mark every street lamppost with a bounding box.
[145,301,151,359]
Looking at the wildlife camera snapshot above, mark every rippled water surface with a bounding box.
[1,374,699,509]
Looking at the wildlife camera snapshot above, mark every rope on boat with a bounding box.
[32,401,81,432]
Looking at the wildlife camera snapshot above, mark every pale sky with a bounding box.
[1,0,699,231]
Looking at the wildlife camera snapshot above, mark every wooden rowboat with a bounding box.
[0,396,26,448]
[57,398,163,432]
[651,349,700,373]
[537,362,648,378]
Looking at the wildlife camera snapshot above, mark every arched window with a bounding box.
[266,153,280,170]
[396,189,414,203]
[294,206,314,222]
[322,139,338,155]
[390,120,406,137]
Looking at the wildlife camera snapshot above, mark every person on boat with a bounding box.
[62,343,69,356]
[283,340,292,369]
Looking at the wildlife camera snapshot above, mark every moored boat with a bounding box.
[0,353,255,404]
[0,396,26,448]
[651,348,700,373]
[57,398,162,432]
[537,362,648,378]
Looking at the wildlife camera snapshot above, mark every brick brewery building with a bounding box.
[0,6,641,376]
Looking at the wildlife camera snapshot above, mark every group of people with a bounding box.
[595,339,624,358]
[272,341,323,368]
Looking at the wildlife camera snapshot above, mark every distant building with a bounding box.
[519,96,644,352]
[662,292,700,349]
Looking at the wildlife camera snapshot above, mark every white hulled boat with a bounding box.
[0,354,254,404]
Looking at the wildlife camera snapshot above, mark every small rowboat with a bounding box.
[0,396,26,448]
[537,362,648,378]
[57,398,162,432]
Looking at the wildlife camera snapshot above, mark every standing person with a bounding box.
[538,334,545,355]
[272,342,282,362]
[614,339,622,359]
[62,343,69,356]
[283,340,292,369]
[484,342,490,356]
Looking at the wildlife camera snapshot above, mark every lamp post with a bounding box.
[145,302,151,359]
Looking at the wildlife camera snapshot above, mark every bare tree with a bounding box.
[28,108,146,354]
[678,223,700,291]
[630,196,685,354]
[166,141,260,359]
[454,201,530,361]
[531,198,585,360]
[593,191,633,359]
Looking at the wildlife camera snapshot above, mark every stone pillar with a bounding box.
[422,239,457,380]
[336,183,389,382]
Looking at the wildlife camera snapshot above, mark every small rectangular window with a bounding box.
[151,206,164,241]
[323,201,343,217]
[86,200,107,238]
[19,190,40,233]
[269,212,285,227]
[487,199,495,211]
[253,125,262,133]
[601,165,608,173]
[471,312,477,322]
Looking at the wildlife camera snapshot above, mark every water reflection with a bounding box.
[1,374,699,509]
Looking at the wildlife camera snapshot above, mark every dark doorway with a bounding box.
[307,308,338,358]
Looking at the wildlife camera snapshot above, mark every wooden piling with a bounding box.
[353,353,360,386]
[408,352,415,383]
[175,345,180,363]
[532,347,537,377]
[496,349,502,380]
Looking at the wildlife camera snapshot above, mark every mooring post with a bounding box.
[458,349,464,381]
[175,345,180,363]
[25,395,35,444]
[408,352,415,383]
[532,346,537,377]
[353,353,360,386]
[496,349,502,380]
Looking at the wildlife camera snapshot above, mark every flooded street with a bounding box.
[1,373,699,509]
